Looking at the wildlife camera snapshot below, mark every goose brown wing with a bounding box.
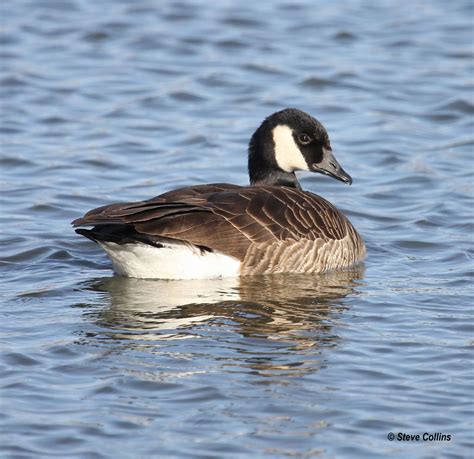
[72,185,350,261]
[71,183,240,226]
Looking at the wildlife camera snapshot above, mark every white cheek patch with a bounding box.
[272,124,310,172]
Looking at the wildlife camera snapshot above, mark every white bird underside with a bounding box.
[97,233,364,280]
[99,241,241,280]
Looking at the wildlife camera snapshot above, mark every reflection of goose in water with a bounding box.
[87,267,365,353]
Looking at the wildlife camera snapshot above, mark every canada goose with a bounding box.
[73,108,365,279]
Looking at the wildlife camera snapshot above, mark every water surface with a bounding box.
[1,1,473,458]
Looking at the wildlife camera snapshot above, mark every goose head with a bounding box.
[248,108,352,189]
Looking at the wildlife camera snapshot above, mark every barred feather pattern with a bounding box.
[73,183,365,275]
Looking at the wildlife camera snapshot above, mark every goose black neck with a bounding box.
[247,124,302,190]
[250,170,302,189]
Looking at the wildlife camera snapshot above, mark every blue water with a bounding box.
[1,1,473,458]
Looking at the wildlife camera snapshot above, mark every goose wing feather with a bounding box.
[72,184,351,261]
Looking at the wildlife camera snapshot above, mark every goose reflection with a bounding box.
[86,267,365,351]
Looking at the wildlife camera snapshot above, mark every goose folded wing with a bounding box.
[71,183,240,227]
[72,186,347,261]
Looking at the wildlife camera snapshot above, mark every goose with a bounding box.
[73,108,365,279]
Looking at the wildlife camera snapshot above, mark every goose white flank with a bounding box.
[73,108,365,279]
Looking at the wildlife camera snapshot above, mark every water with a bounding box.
[1,0,473,457]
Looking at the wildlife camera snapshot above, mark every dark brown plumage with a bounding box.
[73,183,365,275]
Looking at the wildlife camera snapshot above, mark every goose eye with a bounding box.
[298,133,311,145]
